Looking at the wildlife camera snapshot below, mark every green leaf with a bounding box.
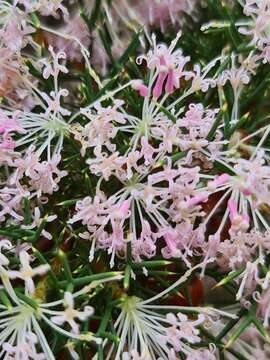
[213,268,245,289]
[110,30,142,77]
[123,265,131,290]
[132,260,172,269]
[58,271,123,287]
[30,12,41,28]
[58,249,74,287]
[23,197,32,225]
[225,316,252,349]
[207,106,225,141]
[57,199,80,206]
[253,318,270,342]
[80,0,101,32]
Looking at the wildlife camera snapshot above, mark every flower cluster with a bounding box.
[239,0,270,63]
[0,0,270,359]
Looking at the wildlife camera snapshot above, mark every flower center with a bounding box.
[43,115,69,135]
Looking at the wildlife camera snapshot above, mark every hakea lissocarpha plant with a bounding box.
[1,0,270,359]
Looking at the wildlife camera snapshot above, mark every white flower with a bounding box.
[0,239,12,266]
[21,207,57,240]
[7,250,50,295]
[39,46,68,79]
[51,291,94,334]
[3,331,45,360]
[41,89,71,117]
[102,264,236,360]
[0,272,122,360]
[165,312,205,346]
[3,47,71,160]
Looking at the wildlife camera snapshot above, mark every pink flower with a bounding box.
[132,220,157,261]
[184,192,209,208]
[189,64,216,92]
[131,80,149,97]
[235,261,260,300]
[70,195,131,266]
[164,312,205,350]
[11,147,67,196]
[41,89,71,117]
[0,111,25,151]
[217,66,250,93]
[0,12,34,51]
[39,46,68,80]
[200,233,221,275]
[0,134,16,150]
[140,137,158,166]
[233,151,270,204]
[186,348,216,360]
[217,229,270,272]
[87,152,124,181]
[0,49,37,110]
[0,186,27,223]
[217,238,252,271]
[208,173,231,190]
[157,222,204,266]
[0,110,25,135]
[36,0,69,19]
[138,32,190,97]
[256,287,270,327]
[228,198,250,232]
[239,0,270,63]
[74,100,126,157]
[177,104,221,158]
[70,193,107,230]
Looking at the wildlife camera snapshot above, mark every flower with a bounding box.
[21,207,57,240]
[199,150,270,239]
[104,264,234,360]
[7,250,50,294]
[235,260,260,300]
[36,0,69,19]
[217,63,250,93]
[238,0,270,64]
[39,46,68,80]
[3,332,45,360]
[70,157,209,267]
[1,12,34,51]
[71,99,126,157]
[0,3,34,51]
[164,312,205,346]
[138,32,190,97]
[186,348,216,360]
[41,89,71,117]
[131,79,149,97]
[11,146,67,197]
[0,48,37,110]
[256,287,270,327]
[51,291,94,334]
[0,186,26,223]
[2,47,71,160]
[0,268,121,359]
[0,238,12,266]
[0,111,23,160]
